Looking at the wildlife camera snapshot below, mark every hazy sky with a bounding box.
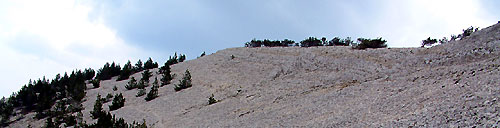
[0,0,498,97]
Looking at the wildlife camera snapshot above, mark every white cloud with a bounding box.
[0,0,148,97]
[372,0,497,47]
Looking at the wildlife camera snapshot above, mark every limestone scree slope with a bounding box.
[10,23,500,127]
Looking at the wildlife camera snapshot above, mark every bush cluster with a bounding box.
[353,38,388,49]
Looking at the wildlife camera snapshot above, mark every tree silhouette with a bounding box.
[355,38,387,49]
[117,60,133,81]
[300,37,322,47]
[421,37,438,47]
[144,57,158,69]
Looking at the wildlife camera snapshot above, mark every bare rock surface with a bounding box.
[9,23,500,127]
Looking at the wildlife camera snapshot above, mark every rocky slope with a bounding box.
[10,23,500,127]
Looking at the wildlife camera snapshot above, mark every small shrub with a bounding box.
[136,89,146,97]
[113,86,118,91]
[208,94,217,105]
[174,69,192,91]
[109,93,125,111]
[231,55,235,59]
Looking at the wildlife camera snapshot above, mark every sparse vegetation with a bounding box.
[174,69,193,91]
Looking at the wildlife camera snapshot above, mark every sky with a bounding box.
[0,0,498,97]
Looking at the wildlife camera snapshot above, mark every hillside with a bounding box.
[7,23,500,127]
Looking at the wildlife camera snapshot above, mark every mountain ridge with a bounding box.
[7,22,500,127]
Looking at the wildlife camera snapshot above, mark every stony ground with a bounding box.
[9,23,500,127]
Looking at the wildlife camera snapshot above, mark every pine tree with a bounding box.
[117,60,133,81]
[135,59,144,72]
[174,69,192,91]
[141,69,152,83]
[0,97,13,126]
[160,65,172,86]
[144,57,158,69]
[109,93,125,111]
[165,53,178,66]
[145,82,158,101]
[125,77,138,90]
[178,54,186,62]
[90,94,104,119]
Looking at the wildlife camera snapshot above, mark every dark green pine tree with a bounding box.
[144,57,158,69]
[165,53,178,66]
[174,69,192,91]
[160,65,172,86]
[109,93,125,111]
[141,69,152,83]
[125,77,138,90]
[117,60,133,81]
[178,54,186,62]
[0,97,13,126]
[134,59,144,72]
[145,78,159,101]
[90,94,104,119]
